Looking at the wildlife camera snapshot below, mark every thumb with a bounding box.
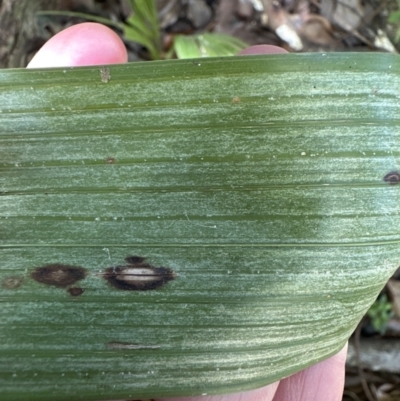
[27,22,127,68]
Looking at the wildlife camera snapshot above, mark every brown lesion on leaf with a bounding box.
[31,264,87,288]
[30,257,174,292]
[106,157,115,164]
[107,342,160,350]
[232,96,240,103]
[103,256,175,291]
[383,171,400,185]
[125,255,146,264]
[1,276,24,289]
[67,287,85,297]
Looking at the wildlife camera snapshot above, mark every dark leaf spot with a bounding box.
[103,264,175,291]
[68,287,84,296]
[125,255,146,265]
[106,342,160,350]
[383,171,400,185]
[31,264,87,288]
[106,157,115,164]
[2,276,24,290]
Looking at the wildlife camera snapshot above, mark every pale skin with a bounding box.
[27,23,348,401]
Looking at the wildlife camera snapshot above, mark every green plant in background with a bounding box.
[123,0,162,60]
[389,0,400,43]
[38,0,247,60]
[173,33,248,58]
[367,294,394,335]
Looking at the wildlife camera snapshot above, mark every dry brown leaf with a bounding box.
[320,0,364,31]
[297,14,337,46]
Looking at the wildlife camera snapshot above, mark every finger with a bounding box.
[237,45,288,55]
[27,22,127,68]
[155,380,280,401]
[272,344,348,401]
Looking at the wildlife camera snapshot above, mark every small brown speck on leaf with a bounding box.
[125,255,146,264]
[232,96,240,103]
[2,276,24,290]
[31,264,87,288]
[68,287,84,297]
[107,342,160,350]
[383,171,400,185]
[106,157,115,164]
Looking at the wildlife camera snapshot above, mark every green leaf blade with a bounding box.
[0,53,400,400]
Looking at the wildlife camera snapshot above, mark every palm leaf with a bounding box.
[0,53,399,401]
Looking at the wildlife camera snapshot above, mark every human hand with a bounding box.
[27,22,347,401]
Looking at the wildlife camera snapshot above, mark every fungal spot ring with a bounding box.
[103,256,175,291]
[103,265,175,291]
